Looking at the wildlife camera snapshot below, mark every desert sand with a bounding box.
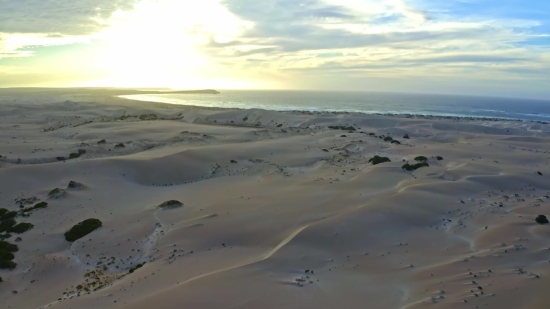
[1,88,549,309]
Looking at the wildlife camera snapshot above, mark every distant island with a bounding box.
[138,89,220,95]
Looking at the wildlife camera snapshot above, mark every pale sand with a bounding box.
[0,88,549,309]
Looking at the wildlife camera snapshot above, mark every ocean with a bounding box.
[120,90,550,122]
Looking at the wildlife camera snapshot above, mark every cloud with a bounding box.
[0,0,138,35]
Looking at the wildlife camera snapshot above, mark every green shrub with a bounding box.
[436,156,444,161]
[0,218,17,233]
[368,156,391,165]
[0,209,7,216]
[8,223,34,234]
[64,219,102,242]
[0,250,14,260]
[69,152,81,159]
[158,200,183,210]
[535,215,549,224]
[403,134,410,139]
[128,263,145,273]
[391,140,401,144]
[0,241,18,252]
[0,234,12,240]
[0,260,16,269]
[0,211,17,221]
[328,126,356,131]
[56,156,66,161]
[23,202,48,213]
[402,162,429,171]
[383,136,393,142]
[414,156,428,162]
[48,188,67,198]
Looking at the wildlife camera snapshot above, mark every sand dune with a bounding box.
[1,89,549,309]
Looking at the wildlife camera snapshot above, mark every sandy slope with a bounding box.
[0,89,549,309]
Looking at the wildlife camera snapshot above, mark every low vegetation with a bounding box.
[158,200,183,210]
[0,240,18,252]
[128,263,145,273]
[0,260,16,269]
[436,156,444,161]
[0,208,7,216]
[67,181,85,189]
[0,211,17,221]
[0,218,17,233]
[0,250,14,261]
[403,134,410,139]
[535,215,549,224]
[368,156,391,165]
[329,125,356,131]
[8,223,34,234]
[23,201,48,213]
[48,188,67,199]
[64,219,103,242]
[414,156,428,162]
[402,162,430,171]
[383,136,393,142]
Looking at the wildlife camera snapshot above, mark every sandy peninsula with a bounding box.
[1,88,549,309]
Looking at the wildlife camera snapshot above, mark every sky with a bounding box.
[0,0,549,99]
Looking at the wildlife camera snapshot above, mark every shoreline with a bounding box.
[118,95,529,123]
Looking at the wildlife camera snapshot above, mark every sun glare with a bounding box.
[90,0,252,88]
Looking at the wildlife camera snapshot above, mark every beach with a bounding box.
[1,88,550,309]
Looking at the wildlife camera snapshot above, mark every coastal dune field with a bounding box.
[1,89,550,309]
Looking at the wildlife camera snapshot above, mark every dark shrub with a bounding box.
[48,188,67,198]
[8,223,34,234]
[402,162,429,171]
[329,126,356,131]
[78,149,86,155]
[64,219,102,242]
[129,263,144,273]
[23,202,48,213]
[67,181,84,190]
[0,211,17,221]
[535,215,549,224]
[414,156,428,162]
[368,156,391,165]
[0,260,16,269]
[0,208,7,216]
[69,152,81,159]
[391,140,401,144]
[158,200,183,210]
[56,156,66,161]
[537,171,543,176]
[0,218,17,233]
[98,139,106,144]
[0,250,14,260]
[403,134,410,139]
[368,133,375,136]
[0,241,18,252]
[436,156,444,161]
[115,143,125,148]
[277,124,283,127]
[384,136,393,142]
